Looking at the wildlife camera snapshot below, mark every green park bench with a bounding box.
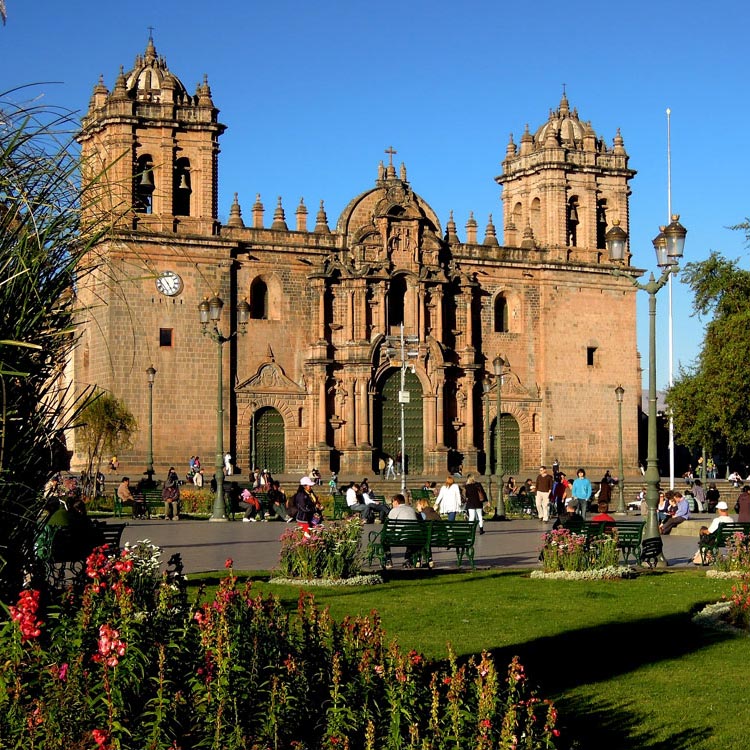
[507,491,535,516]
[113,488,162,518]
[698,522,750,565]
[34,520,127,590]
[612,521,645,565]
[409,488,433,503]
[231,487,270,520]
[367,519,431,569]
[367,519,478,570]
[332,493,353,520]
[429,520,478,568]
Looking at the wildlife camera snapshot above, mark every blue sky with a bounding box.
[3,0,748,389]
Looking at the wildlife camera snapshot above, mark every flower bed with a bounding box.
[538,528,620,573]
[276,516,364,580]
[0,543,562,749]
[708,531,750,573]
[531,566,636,581]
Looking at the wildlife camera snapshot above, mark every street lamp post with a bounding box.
[482,375,492,504]
[606,215,687,544]
[386,323,419,495]
[493,355,509,520]
[199,295,250,521]
[615,384,626,515]
[145,365,157,485]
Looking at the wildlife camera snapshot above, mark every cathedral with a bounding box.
[73,37,641,479]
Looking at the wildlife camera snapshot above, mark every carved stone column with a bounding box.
[357,376,370,447]
[432,287,444,342]
[465,292,474,348]
[345,377,356,448]
[313,279,327,341]
[318,376,328,446]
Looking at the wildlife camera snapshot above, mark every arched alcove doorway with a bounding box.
[250,407,285,474]
[373,368,423,474]
[489,414,520,475]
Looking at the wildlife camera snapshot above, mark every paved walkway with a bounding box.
[117,514,706,575]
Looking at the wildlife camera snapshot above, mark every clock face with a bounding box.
[155,271,183,297]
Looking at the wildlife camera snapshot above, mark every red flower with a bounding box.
[9,589,42,641]
[225,558,233,568]
[92,728,109,747]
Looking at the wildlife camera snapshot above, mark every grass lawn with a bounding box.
[193,568,749,750]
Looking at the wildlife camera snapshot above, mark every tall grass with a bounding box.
[0,90,110,600]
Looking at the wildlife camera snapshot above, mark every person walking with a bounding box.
[535,466,553,523]
[385,456,397,480]
[291,476,318,535]
[433,476,462,521]
[571,468,592,518]
[464,473,487,534]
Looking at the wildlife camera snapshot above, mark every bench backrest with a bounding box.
[430,520,477,547]
[613,521,645,542]
[716,523,750,545]
[381,519,431,545]
[99,523,127,553]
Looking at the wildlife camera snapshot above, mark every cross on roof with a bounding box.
[147,25,155,40]
[385,146,397,166]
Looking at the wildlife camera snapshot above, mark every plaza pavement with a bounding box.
[117,513,706,576]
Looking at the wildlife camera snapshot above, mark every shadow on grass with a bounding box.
[481,611,727,750]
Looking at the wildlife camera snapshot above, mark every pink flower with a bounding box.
[95,623,126,667]
[58,663,68,681]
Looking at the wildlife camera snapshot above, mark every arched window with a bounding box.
[250,277,268,320]
[494,294,509,333]
[134,154,154,214]
[530,197,541,238]
[596,199,608,249]
[387,275,406,328]
[567,196,579,247]
[512,202,523,228]
[173,157,191,216]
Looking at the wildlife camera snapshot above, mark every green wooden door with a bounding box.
[253,408,285,474]
[377,369,423,473]
[490,414,520,475]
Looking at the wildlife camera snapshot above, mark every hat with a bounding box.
[300,476,315,486]
[717,501,729,510]
[566,498,579,509]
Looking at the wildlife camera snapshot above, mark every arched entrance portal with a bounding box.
[490,414,520,475]
[250,407,285,474]
[373,369,423,474]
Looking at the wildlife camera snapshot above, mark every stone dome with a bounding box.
[533,92,595,149]
[125,37,189,102]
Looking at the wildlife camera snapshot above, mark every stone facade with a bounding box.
[73,39,642,480]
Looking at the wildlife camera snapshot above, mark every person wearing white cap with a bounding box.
[291,476,318,534]
[706,501,735,535]
[694,501,735,564]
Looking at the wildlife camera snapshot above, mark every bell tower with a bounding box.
[78,36,226,236]
[496,92,635,254]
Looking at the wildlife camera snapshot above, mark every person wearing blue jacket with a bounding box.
[571,468,592,518]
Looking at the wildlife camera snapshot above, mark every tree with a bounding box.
[0,92,108,600]
[77,391,137,483]
[668,248,750,463]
